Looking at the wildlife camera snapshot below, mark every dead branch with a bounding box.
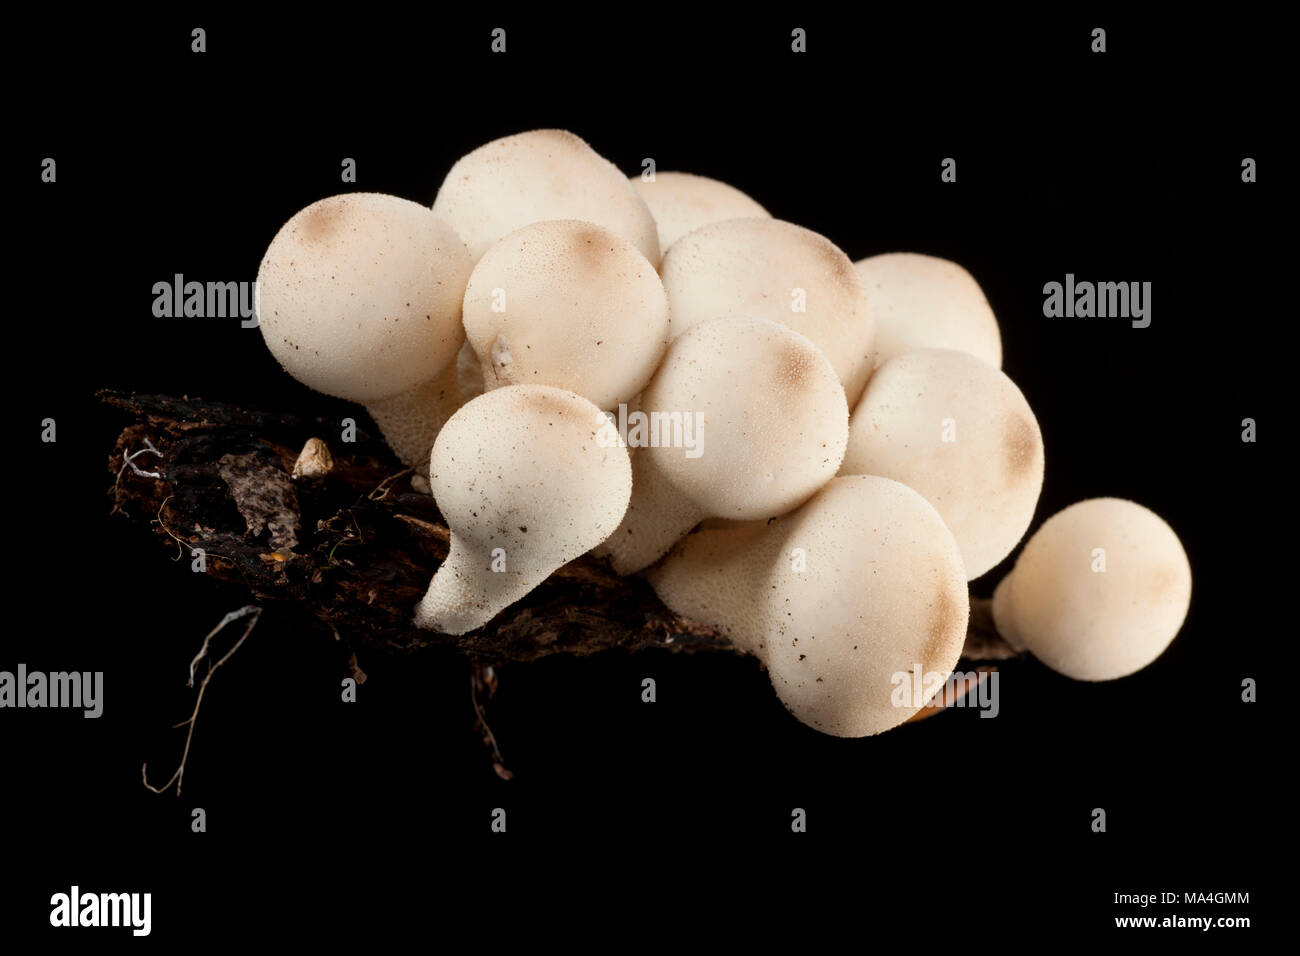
[102,389,1018,665]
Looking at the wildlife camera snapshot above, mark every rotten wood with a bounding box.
[102,389,1019,667]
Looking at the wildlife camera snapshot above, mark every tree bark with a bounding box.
[102,390,1018,665]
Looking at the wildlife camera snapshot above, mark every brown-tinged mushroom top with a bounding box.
[255,192,471,403]
[432,129,659,265]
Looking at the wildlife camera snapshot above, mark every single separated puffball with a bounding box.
[432,129,659,265]
[597,316,848,575]
[630,171,770,254]
[648,476,969,737]
[255,193,472,467]
[414,385,632,635]
[992,498,1191,681]
[839,348,1043,580]
[463,220,670,409]
[660,218,875,405]
[854,253,1002,368]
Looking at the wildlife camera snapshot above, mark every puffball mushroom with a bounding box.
[648,475,969,736]
[414,385,632,635]
[462,220,670,408]
[839,348,1044,580]
[992,498,1192,681]
[854,253,1002,368]
[659,218,875,405]
[630,171,770,253]
[255,192,473,467]
[432,129,660,265]
[597,316,848,575]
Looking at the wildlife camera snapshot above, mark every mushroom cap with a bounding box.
[659,218,875,404]
[429,385,632,567]
[761,476,969,736]
[992,498,1191,681]
[255,193,471,403]
[431,129,659,265]
[650,476,969,737]
[640,315,848,519]
[840,348,1044,579]
[630,171,770,254]
[854,253,1002,368]
[462,220,669,409]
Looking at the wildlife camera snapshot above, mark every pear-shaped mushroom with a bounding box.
[255,193,472,467]
[462,220,669,409]
[432,129,659,265]
[992,498,1191,680]
[415,385,632,635]
[854,253,1002,369]
[596,316,848,575]
[630,171,770,254]
[659,218,875,404]
[839,348,1043,579]
[649,475,969,736]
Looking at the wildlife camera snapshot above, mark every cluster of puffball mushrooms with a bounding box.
[253,129,1193,737]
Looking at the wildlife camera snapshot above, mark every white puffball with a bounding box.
[256,192,470,404]
[415,385,632,635]
[992,498,1191,681]
[462,220,669,409]
[660,218,876,405]
[840,348,1043,579]
[630,171,770,255]
[432,129,659,265]
[854,253,1001,368]
[650,475,969,737]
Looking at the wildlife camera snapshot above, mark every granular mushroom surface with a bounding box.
[839,348,1044,579]
[854,252,1002,369]
[462,219,669,409]
[660,218,875,404]
[415,385,632,635]
[631,171,770,254]
[651,475,970,736]
[432,129,660,265]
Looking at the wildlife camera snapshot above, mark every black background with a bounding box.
[7,10,1281,943]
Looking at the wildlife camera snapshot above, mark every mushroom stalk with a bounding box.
[598,451,708,575]
[363,362,462,469]
[641,520,778,654]
[416,536,547,635]
[990,578,1027,652]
